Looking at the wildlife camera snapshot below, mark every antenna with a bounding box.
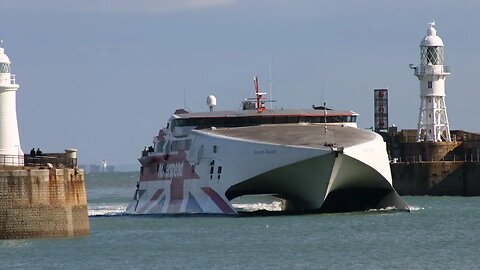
[322,79,326,107]
[183,89,186,109]
[324,101,328,146]
[269,53,273,109]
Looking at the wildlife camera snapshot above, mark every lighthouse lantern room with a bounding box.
[411,22,451,142]
[0,41,24,166]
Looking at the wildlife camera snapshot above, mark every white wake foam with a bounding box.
[88,203,128,217]
[367,205,425,212]
[407,205,425,211]
[367,206,399,212]
[232,201,284,212]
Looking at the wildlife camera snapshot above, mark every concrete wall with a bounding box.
[0,168,89,239]
[392,162,480,196]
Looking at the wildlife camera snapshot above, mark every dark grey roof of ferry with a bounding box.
[200,124,377,149]
[174,109,357,118]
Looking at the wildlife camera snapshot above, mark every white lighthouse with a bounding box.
[411,22,451,142]
[0,41,24,165]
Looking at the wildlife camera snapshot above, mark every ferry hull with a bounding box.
[126,125,409,215]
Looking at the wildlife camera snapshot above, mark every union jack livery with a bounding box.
[126,77,409,215]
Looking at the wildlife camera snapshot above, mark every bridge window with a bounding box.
[274,116,287,124]
[180,113,357,129]
[155,140,165,153]
[170,139,192,151]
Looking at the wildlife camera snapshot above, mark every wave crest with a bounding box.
[88,203,128,217]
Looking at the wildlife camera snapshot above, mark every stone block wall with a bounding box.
[0,168,89,239]
[392,162,480,196]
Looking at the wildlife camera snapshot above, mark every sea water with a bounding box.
[1,172,479,269]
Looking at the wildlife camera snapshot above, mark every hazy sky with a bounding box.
[1,0,479,166]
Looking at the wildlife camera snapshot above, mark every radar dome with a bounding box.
[207,95,217,111]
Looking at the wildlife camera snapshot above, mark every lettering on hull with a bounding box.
[254,149,277,155]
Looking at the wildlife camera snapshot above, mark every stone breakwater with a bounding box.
[0,168,89,239]
[384,129,480,196]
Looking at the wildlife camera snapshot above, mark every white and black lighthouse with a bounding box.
[0,41,24,165]
[411,22,451,142]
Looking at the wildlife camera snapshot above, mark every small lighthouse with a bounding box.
[411,22,451,142]
[0,41,24,165]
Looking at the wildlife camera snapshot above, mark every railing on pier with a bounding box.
[25,153,77,168]
[391,153,480,164]
[0,153,77,168]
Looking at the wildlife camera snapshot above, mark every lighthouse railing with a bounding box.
[0,154,24,167]
[415,65,450,75]
[0,74,17,86]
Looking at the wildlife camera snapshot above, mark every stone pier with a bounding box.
[0,151,89,239]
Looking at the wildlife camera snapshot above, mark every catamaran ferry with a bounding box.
[126,77,409,214]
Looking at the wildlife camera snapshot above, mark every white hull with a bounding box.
[126,124,409,214]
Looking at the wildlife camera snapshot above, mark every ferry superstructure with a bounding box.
[126,78,409,214]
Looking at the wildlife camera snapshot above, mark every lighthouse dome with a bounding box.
[420,23,444,47]
[0,48,11,64]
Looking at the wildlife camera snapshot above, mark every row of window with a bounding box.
[153,139,192,154]
[170,139,192,152]
[172,115,357,129]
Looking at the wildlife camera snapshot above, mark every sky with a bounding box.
[1,0,479,167]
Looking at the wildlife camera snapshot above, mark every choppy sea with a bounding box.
[1,172,479,269]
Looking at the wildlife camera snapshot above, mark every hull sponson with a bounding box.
[226,154,337,210]
[320,153,409,212]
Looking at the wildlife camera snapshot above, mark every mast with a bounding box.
[253,75,266,112]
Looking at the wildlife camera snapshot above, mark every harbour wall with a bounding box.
[385,129,480,196]
[0,152,89,239]
[392,161,480,196]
